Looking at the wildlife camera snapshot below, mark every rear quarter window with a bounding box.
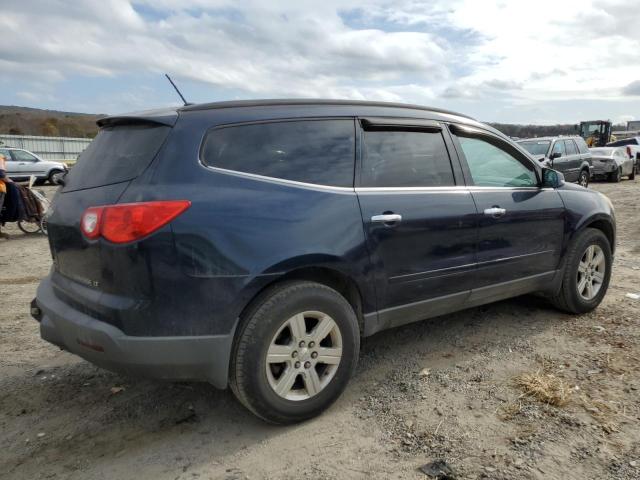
[201,119,355,187]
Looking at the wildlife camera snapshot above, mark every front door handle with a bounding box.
[484,207,506,217]
[371,213,402,224]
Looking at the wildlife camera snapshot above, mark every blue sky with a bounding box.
[1,0,639,124]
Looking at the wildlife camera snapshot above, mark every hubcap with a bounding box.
[577,244,606,301]
[579,173,588,187]
[266,311,342,401]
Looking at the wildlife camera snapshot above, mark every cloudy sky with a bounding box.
[1,0,639,123]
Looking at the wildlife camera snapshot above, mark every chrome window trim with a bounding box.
[202,166,555,195]
[355,186,553,193]
[202,165,356,193]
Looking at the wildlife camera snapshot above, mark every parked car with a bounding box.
[0,146,68,184]
[606,136,640,175]
[589,147,636,182]
[517,136,593,187]
[32,100,616,424]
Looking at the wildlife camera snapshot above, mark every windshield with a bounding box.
[580,122,603,137]
[518,141,550,156]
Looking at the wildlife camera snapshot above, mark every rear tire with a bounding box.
[609,167,622,182]
[229,281,360,424]
[550,228,612,314]
[629,165,636,180]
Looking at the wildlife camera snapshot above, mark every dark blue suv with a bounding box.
[33,100,616,423]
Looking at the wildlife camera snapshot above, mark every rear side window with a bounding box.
[201,120,355,187]
[360,130,454,188]
[575,137,590,154]
[64,123,171,191]
[564,140,578,155]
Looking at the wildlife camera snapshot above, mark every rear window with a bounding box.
[63,123,170,191]
[590,148,614,156]
[607,138,638,147]
[201,120,355,187]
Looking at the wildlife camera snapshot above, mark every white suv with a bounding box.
[0,147,68,184]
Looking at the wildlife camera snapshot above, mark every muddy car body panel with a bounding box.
[33,100,616,392]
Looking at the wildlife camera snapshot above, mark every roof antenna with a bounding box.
[165,73,189,106]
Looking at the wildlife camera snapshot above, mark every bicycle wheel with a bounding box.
[17,220,42,235]
[40,217,48,236]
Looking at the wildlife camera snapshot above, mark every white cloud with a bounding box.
[0,0,639,122]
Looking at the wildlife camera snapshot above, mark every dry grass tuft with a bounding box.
[514,371,571,407]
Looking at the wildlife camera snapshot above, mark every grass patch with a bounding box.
[515,371,571,407]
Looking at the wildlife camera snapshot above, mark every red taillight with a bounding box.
[627,146,632,158]
[81,201,191,243]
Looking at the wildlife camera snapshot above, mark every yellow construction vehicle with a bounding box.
[578,120,616,147]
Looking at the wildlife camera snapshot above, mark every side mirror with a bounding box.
[542,168,565,188]
[550,151,562,160]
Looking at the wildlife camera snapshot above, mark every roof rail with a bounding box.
[180,98,474,120]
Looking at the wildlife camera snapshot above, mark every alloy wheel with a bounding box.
[578,171,589,187]
[266,311,342,401]
[576,244,606,301]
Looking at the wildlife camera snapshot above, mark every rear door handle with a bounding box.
[371,213,402,223]
[483,207,506,217]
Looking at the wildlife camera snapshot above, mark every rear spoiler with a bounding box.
[97,107,178,128]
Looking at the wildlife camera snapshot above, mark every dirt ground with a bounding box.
[1,180,639,480]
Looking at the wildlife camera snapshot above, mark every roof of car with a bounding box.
[518,136,582,142]
[179,98,474,119]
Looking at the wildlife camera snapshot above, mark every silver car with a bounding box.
[0,147,68,184]
[589,147,636,182]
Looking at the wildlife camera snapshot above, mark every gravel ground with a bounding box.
[1,180,639,480]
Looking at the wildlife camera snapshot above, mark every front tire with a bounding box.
[550,228,612,314]
[48,169,65,185]
[577,169,589,188]
[229,281,360,424]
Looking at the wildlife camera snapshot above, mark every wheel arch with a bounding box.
[238,264,367,336]
[575,215,615,255]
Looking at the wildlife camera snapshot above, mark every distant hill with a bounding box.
[0,106,102,138]
[0,105,627,141]
[488,122,627,139]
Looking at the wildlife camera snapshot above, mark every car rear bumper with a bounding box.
[33,274,233,388]
[592,163,616,175]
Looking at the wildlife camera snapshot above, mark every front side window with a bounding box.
[360,130,454,188]
[201,120,355,187]
[457,136,537,187]
[12,150,38,162]
[551,141,565,157]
